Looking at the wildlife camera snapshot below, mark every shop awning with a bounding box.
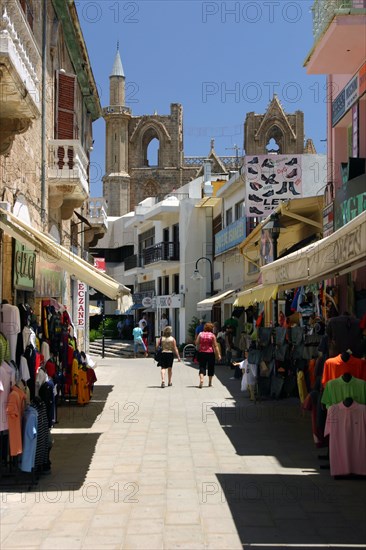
[124,303,144,315]
[197,289,235,311]
[233,284,278,308]
[261,210,366,287]
[238,196,324,252]
[0,207,132,306]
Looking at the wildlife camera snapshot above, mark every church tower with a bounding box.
[244,95,308,155]
[102,44,131,216]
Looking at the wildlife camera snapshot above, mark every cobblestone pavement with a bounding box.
[1,357,365,549]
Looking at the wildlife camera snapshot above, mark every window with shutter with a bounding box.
[56,71,78,170]
[56,72,76,140]
[20,0,34,31]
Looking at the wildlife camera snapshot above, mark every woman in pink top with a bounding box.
[195,322,221,388]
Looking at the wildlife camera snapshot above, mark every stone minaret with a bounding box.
[102,44,131,216]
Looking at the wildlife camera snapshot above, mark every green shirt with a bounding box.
[321,377,366,409]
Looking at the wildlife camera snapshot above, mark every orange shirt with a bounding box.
[6,385,26,456]
[76,369,89,405]
[322,355,366,387]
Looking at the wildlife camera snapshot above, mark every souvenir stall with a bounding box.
[233,284,327,401]
[0,261,97,487]
[0,298,97,488]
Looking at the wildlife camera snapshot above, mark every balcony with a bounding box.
[48,140,89,219]
[305,0,366,74]
[84,198,108,247]
[0,2,41,154]
[124,253,144,271]
[144,242,179,265]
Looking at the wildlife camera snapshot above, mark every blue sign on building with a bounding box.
[215,218,246,255]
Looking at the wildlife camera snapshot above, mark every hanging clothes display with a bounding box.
[324,401,366,476]
[6,384,27,456]
[322,353,366,386]
[322,375,366,409]
[19,405,38,473]
[0,303,21,363]
[0,298,96,487]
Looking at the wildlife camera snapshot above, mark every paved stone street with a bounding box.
[1,357,365,550]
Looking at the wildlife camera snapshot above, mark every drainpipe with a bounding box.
[41,0,47,226]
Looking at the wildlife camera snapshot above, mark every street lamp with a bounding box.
[191,256,214,297]
[265,213,281,325]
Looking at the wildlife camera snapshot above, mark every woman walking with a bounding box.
[157,326,180,388]
[195,322,221,388]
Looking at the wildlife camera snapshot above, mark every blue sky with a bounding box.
[77,1,327,197]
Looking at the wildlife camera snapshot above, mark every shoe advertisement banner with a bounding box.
[244,155,302,217]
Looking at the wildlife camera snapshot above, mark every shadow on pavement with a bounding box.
[56,385,114,429]
[194,363,366,547]
[208,472,366,548]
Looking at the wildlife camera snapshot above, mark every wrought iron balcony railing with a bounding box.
[144,242,179,265]
[124,253,144,271]
[312,0,366,42]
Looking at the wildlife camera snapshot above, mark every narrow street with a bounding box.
[1,357,365,550]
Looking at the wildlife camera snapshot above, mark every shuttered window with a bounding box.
[56,72,77,139]
[20,0,34,30]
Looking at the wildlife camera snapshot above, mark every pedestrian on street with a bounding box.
[195,319,205,336]
[195,322,221,388]
[160,313,168,335]
[117,319,123,339]
[141,320,149,353]
[132,323,148,358]
[157,325,180,388]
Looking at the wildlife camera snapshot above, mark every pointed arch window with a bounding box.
[141,127,161,167]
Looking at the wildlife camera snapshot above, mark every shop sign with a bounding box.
[244,155,303,217]
[142,296,152,307]
[332,68,362,127]
[13,240,36,290]
[35,260,63,298]
[359,62,366,97]
[345,74,358,111]
[260,228,273,266]
[94,257,106,272]
[332,88,346,126]
[314,224,363,273]
[334,174,366,230]
[352,104,358,158]
[323,203,334,237]
[77,281,87,329]
[269,253,308,286]
[215,218,246,255]
[156,294,184,308]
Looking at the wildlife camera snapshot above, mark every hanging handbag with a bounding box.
[154,338,163,363]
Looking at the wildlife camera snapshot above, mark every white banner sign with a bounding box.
[155,294,184,308]
[244,155,303,217]
[77,281,87,329]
